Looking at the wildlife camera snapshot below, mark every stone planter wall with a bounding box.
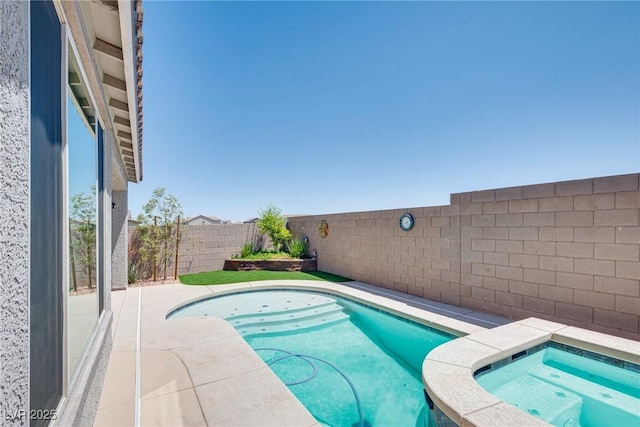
[223,258,317,272]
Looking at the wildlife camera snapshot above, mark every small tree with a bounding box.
[257,204,290,252]
[70,190,96,290]
[135,187,183,280]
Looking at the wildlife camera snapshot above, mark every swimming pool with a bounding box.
[169,290,454,427]
[475,343,640,427]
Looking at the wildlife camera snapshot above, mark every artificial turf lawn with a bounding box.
[179,270,352,285]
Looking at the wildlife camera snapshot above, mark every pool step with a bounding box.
[229,304,345,329]
[529,364,640,426]
[232,304,350,338]
[490,374,583,426]
[226,301,338,322]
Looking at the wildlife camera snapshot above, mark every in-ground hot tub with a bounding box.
[423,318,640,427]
[475,342,640,427]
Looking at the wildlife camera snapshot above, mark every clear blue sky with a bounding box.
[69,96,97,205]
[129,1,639,222]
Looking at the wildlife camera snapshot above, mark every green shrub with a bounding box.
[240,242,254,258]
[257,204,291,252]
[127,263,137,284]
[287,238,307,259]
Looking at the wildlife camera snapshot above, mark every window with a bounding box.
[30,1,64,423]
[30,2,106,422]
[66,44,99,382]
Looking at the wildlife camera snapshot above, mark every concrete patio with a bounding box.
[94,280,510,427]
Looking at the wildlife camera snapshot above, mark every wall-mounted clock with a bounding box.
[399,213,414,231]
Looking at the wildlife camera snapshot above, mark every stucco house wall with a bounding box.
[0,1,144,425]
[0,1,31,420]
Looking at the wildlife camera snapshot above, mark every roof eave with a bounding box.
[117,0,144,183]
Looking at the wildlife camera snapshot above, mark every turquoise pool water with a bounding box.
[169,290,453,427]
[476,346,640,427]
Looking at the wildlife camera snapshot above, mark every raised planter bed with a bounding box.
[223,258,317,272]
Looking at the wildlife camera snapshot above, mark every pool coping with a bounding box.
[96,279,508,426]
[168,280,507,337]
[96,282,321,427]
[97,281,640,426]
[422,317,640,426]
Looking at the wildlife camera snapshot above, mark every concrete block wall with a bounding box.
[287,205,462,305]
[111,191,128,289]
[177,223,263,275]
[289,174,640,340]
[456,174,639,339]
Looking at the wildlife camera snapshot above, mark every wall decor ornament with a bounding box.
[318,220,329,238]
[399,213,414,231]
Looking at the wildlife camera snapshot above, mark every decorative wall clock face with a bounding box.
[399,213,414,231]
[318,220,329,238]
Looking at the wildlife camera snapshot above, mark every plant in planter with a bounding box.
[256,204,291,253]
[240,242,255,258]
[225,204,316,271]
[287,237,307,259]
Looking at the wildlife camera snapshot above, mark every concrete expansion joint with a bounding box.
[163,348,208,423]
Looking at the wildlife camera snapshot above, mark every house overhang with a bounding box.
[59,0,144,184]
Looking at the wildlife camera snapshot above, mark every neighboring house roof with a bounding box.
[127,211,138,225]
[184,215,223,224]
[243,217,259,223]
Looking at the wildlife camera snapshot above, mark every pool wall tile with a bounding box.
[553,325,640,364]
[461,402,548,427]
[549,341,640,371]
[423,360,502,425]
[625,361,640,373]
[432,404,458,427]
[474,340,640,380]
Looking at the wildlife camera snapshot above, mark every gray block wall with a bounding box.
[176,223,262,274]
[0,1,31,424]
[111,190,128,289]
[101,129,114,311]
[127,223,266,278]
[289,174,640,340]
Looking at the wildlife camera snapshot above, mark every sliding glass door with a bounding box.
[30,2,105,423]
